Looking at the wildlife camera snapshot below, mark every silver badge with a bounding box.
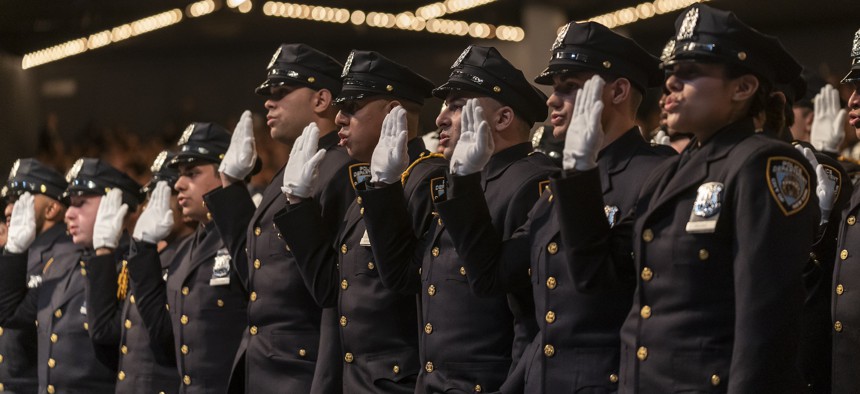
[693,182,723,218]
[677,7,699,41]
[267,46,282,69]
[27,274,42,289]
[8,159,19,181]
[150,151,169,173]
[551,23,570,51]
[852,28,860,58]
[178,124,195,146]
[342,51,355,78]
[604,205,620,228]
[660,39,676,62]
[65,158,84,183]
[210,248,232,286]
[452,46,472,69]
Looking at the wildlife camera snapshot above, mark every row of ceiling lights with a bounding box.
[586,0,708,29]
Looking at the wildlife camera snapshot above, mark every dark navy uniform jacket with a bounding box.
[276,138,446,394]
[436,128,674,393]
[358,142,556,394]
[617,119,817,392]
[203,130,354,394]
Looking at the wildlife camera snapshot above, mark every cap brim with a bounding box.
[431,80,485,100]
[841,68,860,84]
[334,91,381,104]
[167,154,221,169]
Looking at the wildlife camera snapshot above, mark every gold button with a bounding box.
[432,247,440,257]
[368,262,375,270]
[83,322,88,330]
[118,371,125,381]
[344,352,354,363]
[165,304,170,311]
[424,323,433,334]
[849,216,856,225]
[386,84,394,92]
[54,309,62,318]
[609,373,619,383]
[547,242,558,255]
[250,326,258,335]
[129,295,135,304]
[80,261,85,268]
[393,364,400,374]
[50,333,58,343]
[425,361,435,373]
[47,384,55,393]
[475,384,482,392]
[217,299,224,307]
[307,76,316,83]
[546,276,557,290]
[183,375,191,385]
[428,285,436,296]
[182,287,189,295]
[641,267,653,281]
[80,268,87,276]
[0,383,4,391]
[642,229,654,242]
[356,196,362,205]
[340,316,348,327]
[438,218,443,226]
[180,315,189,325]
[0,327,4,336]
[837,284,845,295]
[637,346,648,361]
[841,249,849,260]
[492,86,501,93]
[254,227,262,236]
[121,345,128,354]
[711,374,721,386]
[698,249,709,260]
[544,344,555,357]
[341,279,349,290]
[545,310,556,324]
[835,321,843,332]
[528,268,531,277]
[341,244,348,254]
[459,266,466,276]
[250,292,257,302]
[602,60,612,68]
[299,348,307,357]
[125,319,132,329]
[181,345,189,355]
[254,259,261,269]
[737,51,747,61]
[640,305,651,319]
[47,358,55,368]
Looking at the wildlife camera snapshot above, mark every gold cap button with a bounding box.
[54,309,62,318]
[432,247,440,257]
[393,365,400,374]
[121,345,128,354]
[181,345,189,354]
[424,323,433,334]
[849,215,856,225]
[217,299,224,307]
[698,249,709,260]
[250,292,257,302]
[254,259,261,269]
[640,305,652,319]
[425,361,435,373]
[250,326,258,335]
[341,244,348,254]
[368,262,375,270]
[47,384,55,393]
[50,333,58,343]
[182,287,189,296]
[835,321,843,332]
[254,227,262,236]
[609,373,619,383]
[711,374,721,386]
[637,346,648,361]
[602,60,612,68]
[641,267,653,281]
[544,344,555,357]
[125,319,132,329]
[340,316,348,327]
[642,229,654,242]
[737,51,747,60]
[475,384,482,392]
[180,315,189,325]
[545,310,556,324]
[307,76,316,83]
[492,86,501,93]
[299,348,307,357]
[459,266,466,276]
[344,352,354,363]
[428,284,436,296]
[546,276,557,290]
[184,375,191,385]
[386,84,394,92]
[47,358,55,368]
[841,249,849,260]
[118,371,125,380]
[547,242,558,255]
[341,279,349,290]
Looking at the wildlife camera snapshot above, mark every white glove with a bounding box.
[652,129,670,146]
[5,192,36,254]
[450,99,493,176]
[282,122,326,200]
[370,106,410,184]
[796,145,835,224]
[219,110,258,180]
[133,181,174,244]
[92,188,128,250]
[563,75,605,171]
[810,85,847,153]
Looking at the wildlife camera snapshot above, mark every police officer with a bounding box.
[0,159,70,393]
[203,44,354,394]
[275,50,445,393]
[831,26,860,393]
[616,4,815,391]
[435,22,673,393]
[356,45,556,393]
[81,151,187,394]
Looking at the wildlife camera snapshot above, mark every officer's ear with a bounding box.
[493,105,515,132]
[731,74,759,103]
[312,89,334,113]
[43,199,65,222]
[385,99,402,113]
[607,77,632,106]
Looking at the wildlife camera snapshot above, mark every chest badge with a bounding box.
[604,205,620,228]
[209,248,232,286]
[686,182,724,233]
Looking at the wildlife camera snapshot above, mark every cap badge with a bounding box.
[151,151,169,173]
[267,46,282,69]
[8,159,20,181]
[677,7,699,41]
[452,46,472,69]
[851,28,860,58]
[660,39,676,62]
[342,51,355,78]
[178,124,195,146]
[551,23,570,51]
[66,159,84,183]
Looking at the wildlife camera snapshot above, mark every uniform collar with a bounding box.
[28,222,71,269]
[407,137,429,163]
[684,117,756,163]
[484,142,532,182]
[598,127,648,175]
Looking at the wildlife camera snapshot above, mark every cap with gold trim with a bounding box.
[142,150,179,194]
[3,158,68,203]
[64,158,144,210]
[335,50,435,105]
[168,122,231,168]
[840,28,860,84]
[255,43,344,96]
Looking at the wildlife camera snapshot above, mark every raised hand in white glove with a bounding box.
[133,181,174,244]
[652,130,671,146]
[282,122,326,202]
[563,74,605,171]
[219,110,257,181]
[810,85,847,153]
[450,99,493,176]
[6,192,36,254]
[371,106,410,184]
[796,145,835,224]
[93,188,128,250]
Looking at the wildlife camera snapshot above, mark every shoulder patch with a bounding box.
[430,177,447,203]
[538,180,550,197]
[822,164,843,205]
[767,157,810,216]
[348,163,371,190]
[401,152,445,185]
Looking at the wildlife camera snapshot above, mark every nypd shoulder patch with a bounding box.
[348,163,371,190]
[766,157,810,216]
[430,177,447,203]
[822,164,843,205]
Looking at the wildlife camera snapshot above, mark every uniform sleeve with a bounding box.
[317,157,358,238]
[82,253,123,346]
[404,162,447,238]
[204,183,256,287]
[358,181,422,294]
[0,253,37,328]
[126,240,176,357]
[728,150,819,389]
[275,201,339,308]
[435,172,531,296]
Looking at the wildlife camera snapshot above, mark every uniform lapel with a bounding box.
[250,165,287,227]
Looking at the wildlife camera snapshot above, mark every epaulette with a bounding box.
[401,152,445,185]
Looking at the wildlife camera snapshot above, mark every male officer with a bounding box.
[275,49,445,393]
[355,45,556,393]
[203,44,354,394]
[81,151,186,393]
[831,27,860,393]
[434,22,673,392]
[0,159,69,393]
